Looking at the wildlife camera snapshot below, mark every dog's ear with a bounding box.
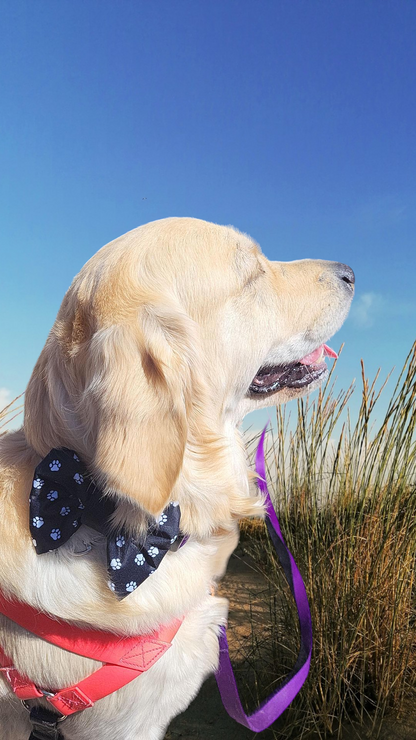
[89,299,203,515]
[25,289,206,516]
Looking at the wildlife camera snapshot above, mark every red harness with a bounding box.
[0,590,182,717]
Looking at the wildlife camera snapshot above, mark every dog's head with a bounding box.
[24,218,353,530]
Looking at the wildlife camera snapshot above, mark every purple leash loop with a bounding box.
[215,423,313,732]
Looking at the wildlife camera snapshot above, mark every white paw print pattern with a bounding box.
[49,460,61,472]
[50,528,61,540]
[116,535,125,547]
[32,538,37,547]
[148,546,159,558]
[78,501,85,510]
[72,520,79,527]
[110,558,122,570]
[134,553,145,566]
[47,490,58,501]
[107,580,116,592]
[125,581,137,592]
[171,501,179,507]
[170,535,177,544]
[73,473,84,485]
[33,478,44,490]
[158,512,168,525]
[32,516,44,528]
[60,506,71,516]
[73,453,80,462]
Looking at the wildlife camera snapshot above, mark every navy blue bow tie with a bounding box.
[29,448,181,599]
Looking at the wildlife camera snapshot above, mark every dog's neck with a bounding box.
[101,426,262,539]
[22,422,263,541]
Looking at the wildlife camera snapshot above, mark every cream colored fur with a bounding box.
[0,217,353,739]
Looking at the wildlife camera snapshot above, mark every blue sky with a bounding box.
[1,1,415,433]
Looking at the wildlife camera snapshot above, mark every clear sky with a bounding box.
[1,1,415,433]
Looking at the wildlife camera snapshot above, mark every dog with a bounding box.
[0,217,354,739]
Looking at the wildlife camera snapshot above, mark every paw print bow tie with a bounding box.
[29,448,181,599]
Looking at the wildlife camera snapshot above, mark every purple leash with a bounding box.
[215,423,313,732]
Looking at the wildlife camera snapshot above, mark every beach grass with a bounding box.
[240,342,416,738]
[0,394,24,436]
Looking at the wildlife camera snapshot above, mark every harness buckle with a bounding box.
[28,705,66,740]
[22,703,66,740]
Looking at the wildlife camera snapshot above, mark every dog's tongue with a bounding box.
[299,344,338,365]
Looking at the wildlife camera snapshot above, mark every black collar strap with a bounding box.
[29,448,181,599]
[28,705,65,740]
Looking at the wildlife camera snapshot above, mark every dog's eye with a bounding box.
[242,265,265,290]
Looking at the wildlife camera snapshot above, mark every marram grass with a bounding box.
[241,342,416,739]
[0,394,23,435]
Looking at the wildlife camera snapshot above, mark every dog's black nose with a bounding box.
[332,263,355,287]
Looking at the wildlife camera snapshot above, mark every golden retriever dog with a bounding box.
[0,217,354,739]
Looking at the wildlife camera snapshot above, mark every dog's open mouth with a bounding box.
[249,344,338,395]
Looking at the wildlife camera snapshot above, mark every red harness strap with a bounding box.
[0,590,182,716]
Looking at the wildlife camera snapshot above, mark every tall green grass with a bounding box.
[241,342,416,738]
